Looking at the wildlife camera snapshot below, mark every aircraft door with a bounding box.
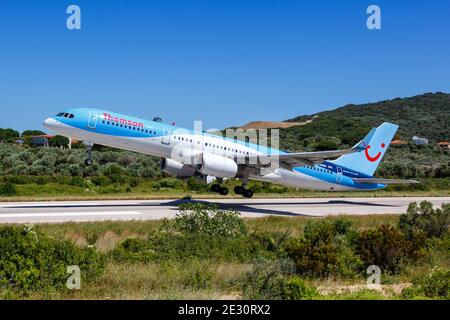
[88,112,98,129]
[336,167,343,183]
[161,128,171,145]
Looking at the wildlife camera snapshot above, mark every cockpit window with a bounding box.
[56,112,75,118]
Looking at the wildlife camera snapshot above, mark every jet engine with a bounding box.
[161,158,196,177]
[196,153,238,178]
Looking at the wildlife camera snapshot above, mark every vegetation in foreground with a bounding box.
[0,201,449,300]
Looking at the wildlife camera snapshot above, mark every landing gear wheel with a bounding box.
[234,186,244,195]
[243,189,254,198]
[210,184,221,193]
[85,159,93,166]
[219,187,229,196]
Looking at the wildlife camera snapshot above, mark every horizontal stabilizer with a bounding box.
[352,178,419,184]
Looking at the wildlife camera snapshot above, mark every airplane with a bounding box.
[43,108,418,198]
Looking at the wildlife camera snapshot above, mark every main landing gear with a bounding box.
[85,144,94,166]
[234,185,254,198]
[210,184,229,196]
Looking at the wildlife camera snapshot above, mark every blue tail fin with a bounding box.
[331,122,399,176]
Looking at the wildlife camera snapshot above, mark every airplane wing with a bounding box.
[243,148,358,169]
[352,178,419,184]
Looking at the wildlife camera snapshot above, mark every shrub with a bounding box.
[101,163,126,183]
[128,177,140,188]
[252,231,291,257]
[0,226,106,292]
[186,177,206,191]
[91,175,111,187]
[173,203,247,238]
[285,219,359,278]
[399,201,450,239]
[402,268,450,299]
[112,232,258,263]
[181,260,216,290]
[153,177,182,189]
[282,276,318,300]
[334,234,364,278]
[285,237,337,277]
[69,176,85,187]
[126,163,142,177]
[0,182,16,196]
[241,258,295,300]
[111,238,156,263]
[357,224,425,273]
[418,268,450,299]
[5,176,29,185]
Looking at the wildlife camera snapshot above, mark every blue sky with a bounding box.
[0,0,449,132]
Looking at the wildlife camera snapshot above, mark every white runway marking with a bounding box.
[0,211,142,218]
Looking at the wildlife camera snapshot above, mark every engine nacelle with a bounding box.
[161,158,196,177]
[196,153,238,178]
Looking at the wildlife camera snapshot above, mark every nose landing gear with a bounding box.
[85,144,94,166]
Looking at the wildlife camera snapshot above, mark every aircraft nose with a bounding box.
[43,117,59,129]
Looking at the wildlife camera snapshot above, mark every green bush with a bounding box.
[334,234,364,278]
[69,176,85,187]
[128,177,140,188]
[112,231,259,263]
[153,177,183,189]
[0,182,17,196]
[172,203,247,238]
[186,177,206,191]
[285,237,337,277]
[252,231,291,257]
[402,268,450,299]
[357,224,425,273]
[0,226,106,292]
[101,163,126,183]
[91,175,111,187]
[242,258,295,300]
[399,201,450,239]
[418,268,450,299]
[282,276,318,300]
[111,238,156,263]
[285,219,360,278]
[5,176,29,185]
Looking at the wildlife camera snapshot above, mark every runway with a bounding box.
[0,197,448,224]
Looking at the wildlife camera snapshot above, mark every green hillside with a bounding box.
[283,92,450,149]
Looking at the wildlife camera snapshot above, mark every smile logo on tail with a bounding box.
[364,143,385,162]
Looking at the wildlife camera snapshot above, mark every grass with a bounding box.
[34,215,401,243]
[0,181,448,202]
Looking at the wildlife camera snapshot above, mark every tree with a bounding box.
[0,128,20,143]
[49,135,69,148]
[21,130,46,137]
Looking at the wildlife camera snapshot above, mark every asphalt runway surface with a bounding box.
[0,197,448,224]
